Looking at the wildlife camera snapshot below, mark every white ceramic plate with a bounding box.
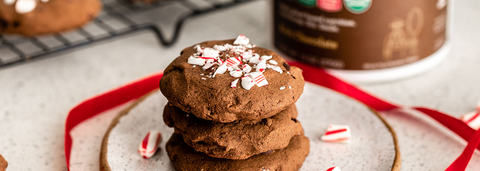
[103,82,399,170]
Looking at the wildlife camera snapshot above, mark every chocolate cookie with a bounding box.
[160,38,305,123]
[0,0,101,36]
[166,133,310,171]
[0,154,7,171]
[163,103,303,160]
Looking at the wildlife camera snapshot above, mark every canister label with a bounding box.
[274,0,447,70]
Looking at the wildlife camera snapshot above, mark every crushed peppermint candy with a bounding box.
[138,131,162,158]
[231,79,239,88]
[250,72,269,87]
[261,167,270,171]
[269,60,278,65]
[326,166,341,171]
[321,124,351,143]
[241,76,255,90]
[230,69,243,78]
[233,35,249,45]
[460,111,480,130]
[187,35,286,90]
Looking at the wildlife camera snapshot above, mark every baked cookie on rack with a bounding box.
[0,0,101,36]
[160,37,305,123]
[163,103,303,160]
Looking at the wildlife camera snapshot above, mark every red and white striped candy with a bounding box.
[202,48,219,58]
[138,131,162,158]
[241,75,255,90]
[249,72,269,87]
[321,124,351,143]
[194,45,203,53]
[226,57,242,67]
[199,56,216,60]
[460,111,480,130]
[231,79,239,88]
[187,56,205,66]
[326,166,341,171]
[233,35,250,45]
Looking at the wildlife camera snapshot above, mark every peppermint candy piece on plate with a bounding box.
[460,111,480,130]
[326,166,341,171]
[138,131,162,158]
[321,124,351,143]
[233,35,250,45]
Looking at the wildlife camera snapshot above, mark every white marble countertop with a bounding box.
[1,0,480,170]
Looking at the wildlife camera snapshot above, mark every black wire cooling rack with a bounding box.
[0,0,255,68]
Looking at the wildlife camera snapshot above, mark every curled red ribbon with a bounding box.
[64,62,480,170]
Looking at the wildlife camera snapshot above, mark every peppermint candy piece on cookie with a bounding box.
[233,35,249,45]
[230,69,243,78]
[241,75,255,90]
[242,64,252,73]
[321,124,351,143]
[249,72,268,87]
[213,63,228,77]
[226,57,242,67]
[4,0,15,5]
[460,111,480,130]
[187,56,205,66]
[326,166,341,171]
[15,0,37,14]
[202,48,219,58]
[231,79,239,88]
[138,131,162,158]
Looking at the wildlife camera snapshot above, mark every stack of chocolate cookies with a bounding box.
[160,36,309,170]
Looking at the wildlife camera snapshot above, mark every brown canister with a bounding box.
[272,0,450,82]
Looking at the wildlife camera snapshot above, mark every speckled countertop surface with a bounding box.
[1,0,480,170]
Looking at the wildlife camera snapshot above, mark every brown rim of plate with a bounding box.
[0,153,7,171]
[99,89,159,171]
[99,89,401,171]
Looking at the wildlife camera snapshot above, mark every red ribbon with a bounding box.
[64,63,480,171]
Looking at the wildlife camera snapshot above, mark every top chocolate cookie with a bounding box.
[160,35,305,123]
